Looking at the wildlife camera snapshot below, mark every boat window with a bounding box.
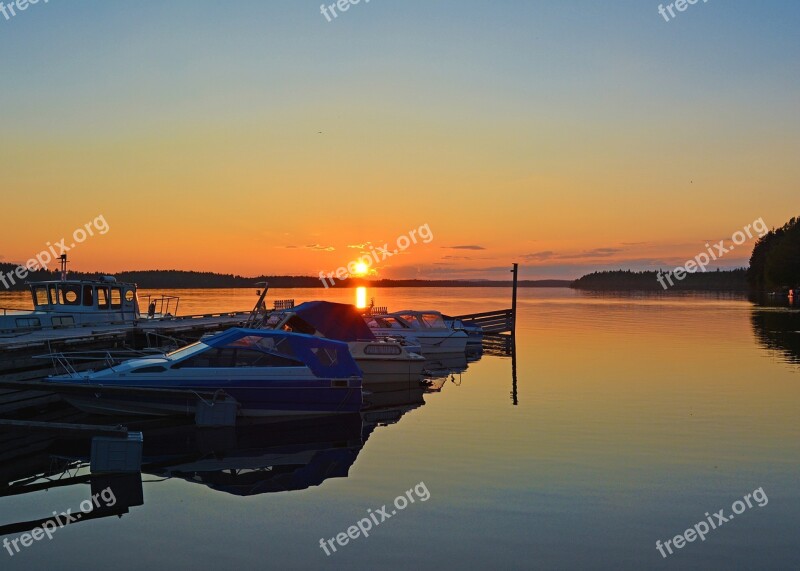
[311,347,339,366]
[31,286,49,306]
[125,290,135,302]
[397,313,421,327]
[52,316,75,327]
[232,348,303,367]
[83,285,95,307]
[371,317,406,329]
[15,317,41,329]
[175,347,302,368]
[282,316,317,335]
[59,284,82,306]
[421,313,445,328]
[364,344,402,355]
[176,348,234,368]
[226,335,298,360]
[110,287,122,309]
[96,287,109,309]
[48,284,59,305]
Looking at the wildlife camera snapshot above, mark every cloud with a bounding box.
[560,247,622,259]
[522,251,555,261]
[523,247,622,262]
[305,244,335,252]
[347,243,370,249]
[443,245,486,251]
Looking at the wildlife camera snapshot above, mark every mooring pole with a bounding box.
[510,263,518,333]
[511,333,518,406]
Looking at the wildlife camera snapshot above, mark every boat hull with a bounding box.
[369,330,469,355]
[50,379,363,419]
[356,357,425,390]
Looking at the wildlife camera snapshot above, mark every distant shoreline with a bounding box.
[570,269,749,292]
[0,263,570,290]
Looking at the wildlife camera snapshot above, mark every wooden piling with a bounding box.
[511,262,518,333]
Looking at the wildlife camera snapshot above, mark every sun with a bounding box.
[354,262,368,276]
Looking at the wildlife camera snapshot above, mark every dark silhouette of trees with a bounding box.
[571,269,747,291]
[747,216,800,291]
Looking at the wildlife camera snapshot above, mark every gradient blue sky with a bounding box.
[1,1,798,279]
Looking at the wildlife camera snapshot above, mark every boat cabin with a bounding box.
[29,278,139,316]
[391,311,449,330]
[0,277,141,333]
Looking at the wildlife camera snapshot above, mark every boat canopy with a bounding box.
[392,311,447,329]
[205,328,362,378]
[289,301,376,342]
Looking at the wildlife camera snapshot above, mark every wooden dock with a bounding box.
[453,263,518,336]
[0,311,250,379]
[453,308,515,334]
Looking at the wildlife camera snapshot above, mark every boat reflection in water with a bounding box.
[139,380,426,496]
[0,337,487,537]
[141,415,365,496]
[0,380,429,535]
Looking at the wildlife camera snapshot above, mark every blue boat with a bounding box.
[45,328,363,418]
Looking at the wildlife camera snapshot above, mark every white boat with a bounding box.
[0,254,178,335]
[442,314,484,345]
[262,301,425,388]
[365,311,469,355]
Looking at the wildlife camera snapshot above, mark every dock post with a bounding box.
[510,263,518,333]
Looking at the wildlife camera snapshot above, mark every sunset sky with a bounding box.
[1,1,798,280]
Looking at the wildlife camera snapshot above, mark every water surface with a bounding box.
[1,287,798,570]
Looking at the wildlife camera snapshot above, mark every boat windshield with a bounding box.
[31,285,50,306]
[420,313,446,328]
[396,314,424,328]
[367,316,408,329]
[166,342,208,360]
[225,334,298,359]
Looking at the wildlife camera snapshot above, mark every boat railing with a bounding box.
[141,294,181,318]
[145,310,251,322]
[364,306,389,316]
[34,348,164,376]
[273,299,295,310]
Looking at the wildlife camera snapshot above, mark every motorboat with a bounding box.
[263,301,425,388]
[365,310,469,355]
[45,328,363,418]
[442,313,484,345]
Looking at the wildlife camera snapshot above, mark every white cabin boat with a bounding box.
[365,311,469,355]
[0,276,141,334]
[263,301,425,388]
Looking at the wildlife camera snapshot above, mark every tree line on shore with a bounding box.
[570,269,748,291]
[571,215,799,292]
[747,216,800,291]
[0,265,567,291]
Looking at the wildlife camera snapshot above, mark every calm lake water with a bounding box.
[1,287,799,570]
